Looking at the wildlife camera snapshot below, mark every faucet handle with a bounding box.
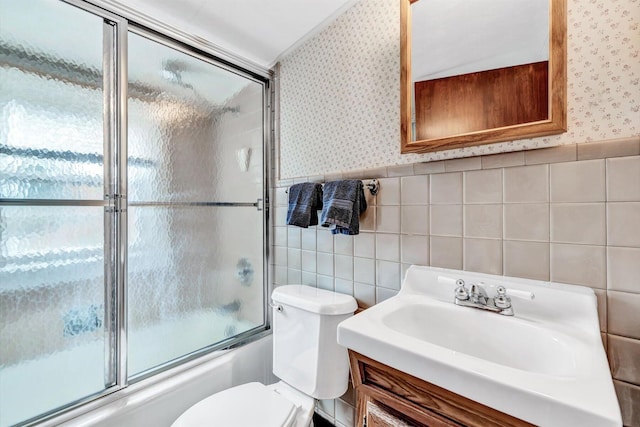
[496,285,535,301]
[454,279,469,301]
[494,286,512,309]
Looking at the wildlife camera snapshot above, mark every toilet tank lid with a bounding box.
[272,285,357,315]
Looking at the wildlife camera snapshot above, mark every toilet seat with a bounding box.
[171,382,297,427]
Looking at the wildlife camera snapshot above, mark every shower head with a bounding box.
[161,59,194,90]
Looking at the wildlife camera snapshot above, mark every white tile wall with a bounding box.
[317,252,334,277]
[430,236,463,270]
[301,228,316,250]
[430,205,463,237]
[354,257,375,285]
[550,244,607,288]
[463,238,503,275]
[430,172,462,204]
[375,234,400,262]
[607,247,640,293]
[607,157,640,202]
[400,235,429,265]
[376,260,401,290]
[335,235,354,256]
[335,255,354,281]
[503,204,549,241]
[287,228,301,249]
[550,160,606,202]
[550,203,606,245]
[463,204,503,239]
[272,143,640,427]
[375,206,400,233]
[401,175,429,204]
[503,164,549,203]
[317,230,334,253]
[401,205,429,234]
[607,203,640,247]
[464,169,502,204]
[353,233,375,258]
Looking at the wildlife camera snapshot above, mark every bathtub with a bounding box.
[1,311,273,427]
[45,334,273,427]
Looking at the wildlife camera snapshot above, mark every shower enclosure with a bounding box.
[0,1,269,425]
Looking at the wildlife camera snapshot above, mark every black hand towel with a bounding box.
[286,183,323,228]
[320,180,367,235]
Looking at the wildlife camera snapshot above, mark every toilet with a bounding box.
[172,285,358,427]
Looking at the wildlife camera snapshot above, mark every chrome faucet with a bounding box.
[454,279,534,316]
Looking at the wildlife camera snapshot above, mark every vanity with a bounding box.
[337,266,622,427]
[349,351,533,427]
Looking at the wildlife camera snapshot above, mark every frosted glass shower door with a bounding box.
[127,31,265,377]
[0,1,118,425]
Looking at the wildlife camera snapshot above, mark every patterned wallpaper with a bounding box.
[279,0,640,179]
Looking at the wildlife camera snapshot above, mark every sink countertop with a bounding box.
[337,265,622,427]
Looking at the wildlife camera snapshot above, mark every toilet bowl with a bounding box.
[171,285,357,427]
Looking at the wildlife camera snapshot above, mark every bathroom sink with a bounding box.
[337,266,622,427]
[382,302,579,377]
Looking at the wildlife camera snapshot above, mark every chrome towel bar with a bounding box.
[285,179,379,196]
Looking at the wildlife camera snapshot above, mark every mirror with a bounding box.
[400,0,567,154]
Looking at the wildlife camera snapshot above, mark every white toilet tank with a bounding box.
[271,285,357,400]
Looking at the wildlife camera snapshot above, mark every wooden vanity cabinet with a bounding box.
[348,351,534,427]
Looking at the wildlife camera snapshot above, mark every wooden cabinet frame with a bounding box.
[400,0,567,154]
[349,351,534,427]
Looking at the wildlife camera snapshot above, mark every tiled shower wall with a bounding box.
[270,138,640,427]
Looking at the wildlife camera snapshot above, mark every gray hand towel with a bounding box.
[320,180,367,235]
[286,183,323,228]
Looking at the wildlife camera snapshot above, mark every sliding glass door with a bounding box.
[0,1,268,425]
[126,31,266,377]
[0,1,117,425]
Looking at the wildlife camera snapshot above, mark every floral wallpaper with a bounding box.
[279,0,640,179]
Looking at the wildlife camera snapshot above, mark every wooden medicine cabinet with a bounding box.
[400,0,567,154]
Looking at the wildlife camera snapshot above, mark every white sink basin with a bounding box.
[337,266,622,427]
[382,302,579,377]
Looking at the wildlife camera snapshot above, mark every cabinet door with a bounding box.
[367,400,413,427]
[366,399,459,427]
[350,351,533,427]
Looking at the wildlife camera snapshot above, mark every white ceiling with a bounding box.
[4,0,549,95]
[116,0,548,79]
[114,0,359,69]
